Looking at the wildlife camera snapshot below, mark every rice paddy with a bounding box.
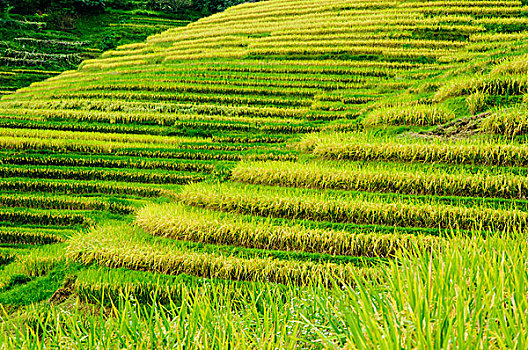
[1,0,528,347]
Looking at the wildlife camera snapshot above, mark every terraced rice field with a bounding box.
[1,0,528,347]
[0,12,190,96]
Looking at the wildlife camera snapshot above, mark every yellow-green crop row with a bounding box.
[0,209,90,227]
[198,1,399,23]
[178,183,527,231]
[163,20,471,45]
[0,165,204,185]
[402,1,520,8]
[161,11,473,38]
[415,5,523,16]
[62,90,312,107]
[363,104,455,126]
[231,160,528,200]
[0,193,134,214]
[106,69,370,84]
[0,178,170,198]
[0,100,307,125]
[136,203,439,258]
[80,82,320,99]
[39,59,416,77]
[0,227,64,245]
[67,224,380,286]
[190,60,418,75]
[21,70,357,92]
[481,105,528,138]
[73,267,259,306]
[0,244,66,291]
[0,136,188,154]
[247,46,454,59]
[272,22,481,39]
[0,155,217,173]
[0,127,203,145]
[105,149,297,162]
[300,133,528,167]
[0,134,262,155]
[2,103,309,123]
[248,38,465,50]
[490,54,528,76]
[435,74,528,101]
[78,59,149,71]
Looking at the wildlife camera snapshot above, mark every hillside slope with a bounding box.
[0,0,528,320]
[0,10,192,96]
[4,0,528,130]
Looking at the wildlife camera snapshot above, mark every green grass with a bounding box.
[0,266,68,306]
[0,232,525,348]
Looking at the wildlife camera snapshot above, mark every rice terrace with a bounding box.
[0,0,528,347]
